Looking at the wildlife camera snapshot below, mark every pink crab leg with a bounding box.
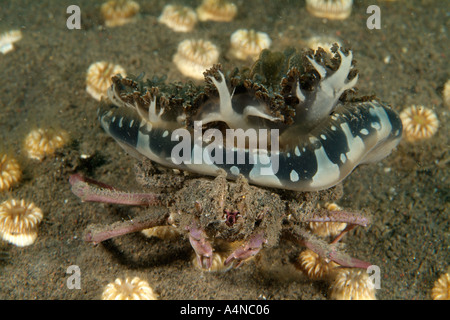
[330,224,357,244]
[84,208,169,244]
[291,227,372,269]
[70,174,161,206]
[306,209,371,227]
[224,230,267,268]
[186,219,214,270]
[304,239,371,269]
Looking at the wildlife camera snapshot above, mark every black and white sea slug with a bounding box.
[98,46,402,192]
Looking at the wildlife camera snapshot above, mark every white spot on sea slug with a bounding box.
[369,105,393,140]
[295,146,300,156]
[249,164,283,187]
[290,170,299,182]
[310,146,340,188]
[163,130,169,138]
[340,153,346,163]
[371,122,381,130]
[230,166,239,175]
[360,128,369,135]
[340,122,365,163]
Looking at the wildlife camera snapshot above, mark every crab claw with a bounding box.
[186,220,213,269]
[224,231,267,268]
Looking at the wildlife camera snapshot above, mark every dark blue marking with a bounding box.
[282,148,317,182]
[98,104,140,148]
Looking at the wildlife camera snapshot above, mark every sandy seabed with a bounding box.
[0,0,448,300]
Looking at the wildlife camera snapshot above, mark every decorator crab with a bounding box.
[70,161,371,270]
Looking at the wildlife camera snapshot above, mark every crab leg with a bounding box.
[84,208,170,244]
[70,174,162,206]
[186,219,214,270]
[290,226,372,269]
[306,209,371,227]
[330,224,357,244]
[224,230,267,268]
[306,208,370,244]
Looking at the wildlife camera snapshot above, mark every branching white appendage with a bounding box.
[107,85,164,125]
[299,49,358,124]
[146,95,165,123]
[202,71,280,129]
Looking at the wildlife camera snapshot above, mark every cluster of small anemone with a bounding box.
[158,0,237,32]
[88,0,270,84]
[296,250,377,300]
[155,1,272,80]
[101,0,237,31]
[0,126,69,247]
[171,28,272,80]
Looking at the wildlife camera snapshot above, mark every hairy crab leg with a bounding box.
[84,208,170,244]
[306,209,371,227]
[186,218,214,270]
[69,174,162,206]
[289,226,372,269]
[306,208,370,244]
[224,230,267,268]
